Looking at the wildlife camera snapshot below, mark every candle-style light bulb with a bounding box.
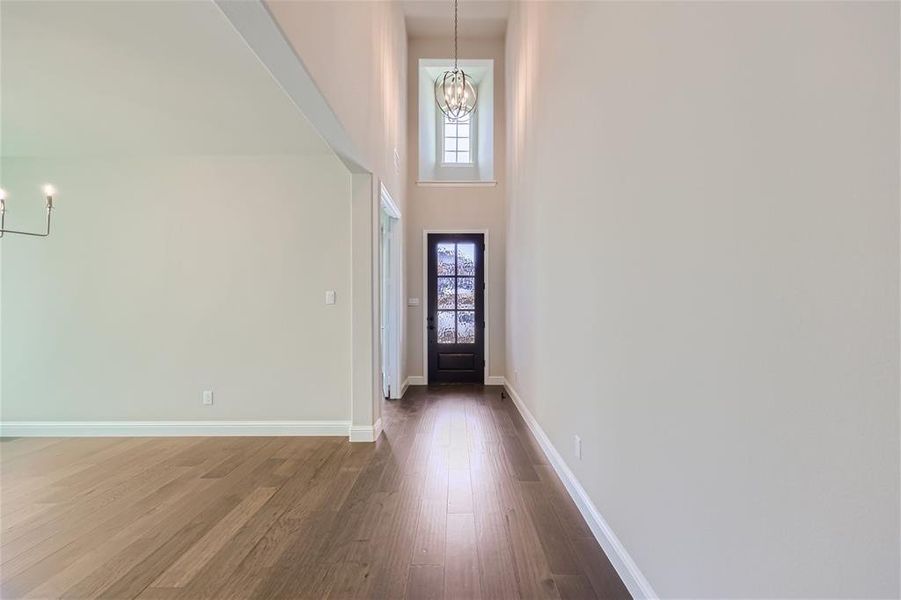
[0,183,56,237]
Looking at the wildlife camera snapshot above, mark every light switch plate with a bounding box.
[203,390,214,406]
[407,298,420,307]
[325,290,337,305]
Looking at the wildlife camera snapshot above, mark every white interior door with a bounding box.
[379,182,402,400]
[380,212,391,398]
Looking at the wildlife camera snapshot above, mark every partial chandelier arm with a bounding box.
[0,194,55,238]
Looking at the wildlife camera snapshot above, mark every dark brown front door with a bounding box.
[427,233,485,384]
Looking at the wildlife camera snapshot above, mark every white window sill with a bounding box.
[416,180,498,187]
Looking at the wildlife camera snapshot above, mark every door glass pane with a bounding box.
[437,243,455,275]
[457,243,475,276]
[457,311,475,344]
[437,277,455,309]
[457,277,475,309]
[437,311,456,344]
[457,152,470,163]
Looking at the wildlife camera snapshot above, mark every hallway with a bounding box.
[376,385,630,599]
[0,386,629,599]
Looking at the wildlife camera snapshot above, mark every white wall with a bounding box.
[505,2,900,598]
[406,37,506,382]
[1,155,352,422]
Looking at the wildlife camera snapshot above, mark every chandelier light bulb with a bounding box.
[0,181,57,238]
[436,69,477,121]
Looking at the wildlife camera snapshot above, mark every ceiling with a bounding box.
[402,0,509,39]
[0,0,331,157]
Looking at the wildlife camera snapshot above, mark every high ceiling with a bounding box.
[0,0,331,157]
[402,0,509,39]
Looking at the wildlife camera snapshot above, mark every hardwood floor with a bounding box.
[0,385,630,599]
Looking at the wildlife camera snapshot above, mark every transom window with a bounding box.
[443,112,472,164]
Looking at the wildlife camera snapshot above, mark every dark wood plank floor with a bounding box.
[0,385,630,599]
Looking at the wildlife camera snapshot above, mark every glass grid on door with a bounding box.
[436,242,476,344]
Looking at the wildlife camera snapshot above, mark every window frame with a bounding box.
[438,109,477,167]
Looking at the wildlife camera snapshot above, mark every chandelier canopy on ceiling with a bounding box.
[435,0,477,121]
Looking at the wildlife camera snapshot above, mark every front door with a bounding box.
[427,233,485,383]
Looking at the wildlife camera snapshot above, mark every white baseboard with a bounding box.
[404,376,426,389]
[402,375,505,388]
[0,420,351,438]
[349,417,383,443]
[502,379,658,600]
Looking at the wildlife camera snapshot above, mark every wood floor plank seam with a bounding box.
[151,486,278,588]
[1,455,206,585]
[63,438,292,600]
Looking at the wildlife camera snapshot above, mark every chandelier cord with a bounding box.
[454,0,458,70]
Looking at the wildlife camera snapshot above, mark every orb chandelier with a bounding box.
[435,0,477,121]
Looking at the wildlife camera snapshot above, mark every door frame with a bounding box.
[422,228,489,385]
[380,182,402,399]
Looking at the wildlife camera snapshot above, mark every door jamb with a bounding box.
[380,182,402,399]
[421,228,489,385]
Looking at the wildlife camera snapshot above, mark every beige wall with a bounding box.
[266,0,409,393]
[1,155,353,421]
[405,37,506,382]
[266,0,407,207]
[506,1,899,597]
